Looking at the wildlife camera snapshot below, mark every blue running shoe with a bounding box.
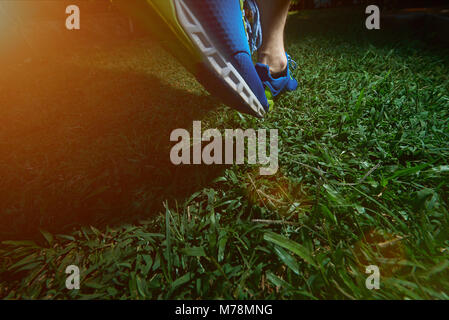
[115,0,269,118]
[255,53,298,108]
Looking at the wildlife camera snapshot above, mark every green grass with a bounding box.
[1,8,448,299]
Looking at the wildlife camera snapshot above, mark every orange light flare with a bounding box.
[0,1,71,66]
[0,1,34,62]
[0,2,17,58]
[245,168,313,219]
[352,229,407,279]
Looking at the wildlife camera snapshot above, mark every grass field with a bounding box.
[0,8,448,299]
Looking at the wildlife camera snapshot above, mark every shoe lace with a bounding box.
[287,54,297,72]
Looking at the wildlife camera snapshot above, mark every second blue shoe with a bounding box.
[255,53,298,109]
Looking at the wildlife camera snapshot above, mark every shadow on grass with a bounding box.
[0,59,225,240]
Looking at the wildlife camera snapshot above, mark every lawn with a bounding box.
[0,8,448,299]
